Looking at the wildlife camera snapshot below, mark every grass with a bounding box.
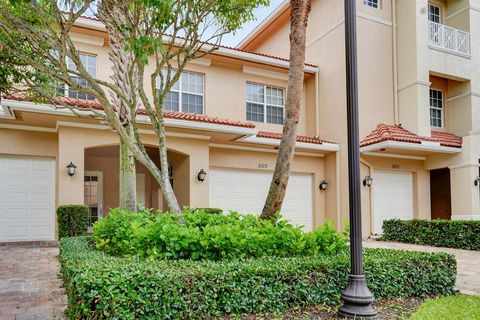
[411,295,480,320]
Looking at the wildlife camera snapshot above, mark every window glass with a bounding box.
[430,89,443,128]
[246,83,284,124]
[364,0,379,9]
[66,53,97,100]
[158,70,204,114]
[428,4,441,23]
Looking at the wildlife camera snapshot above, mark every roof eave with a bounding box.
[360,140,462,154]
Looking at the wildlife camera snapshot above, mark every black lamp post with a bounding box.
[338,0,377,318]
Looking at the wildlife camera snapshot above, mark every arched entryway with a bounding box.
[84,145,189,225]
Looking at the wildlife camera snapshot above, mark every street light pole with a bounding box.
[338,0,377,318]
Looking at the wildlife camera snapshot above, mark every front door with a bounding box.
[84,171,104,231]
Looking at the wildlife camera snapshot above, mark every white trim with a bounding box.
[209,143,324,157]
[447,91,480,102]
[3,99,258,136]
[360,140,462,154]
[363,152,426,160]
[428,44,471,59]
[429,88,444,129]
[0,105,15,119]
[56,120,211,140]
[84,170,104,231]
[0,123,57,133]
[397,80,431,92]
[357,12,392,27]
[451,215,480,221]
[236,135,340,152]
[448,162,480,170]
[242,66,288,81]
[69,32,105,47]
[236,0,290,49]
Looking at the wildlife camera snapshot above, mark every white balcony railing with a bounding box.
[429,21,471,56]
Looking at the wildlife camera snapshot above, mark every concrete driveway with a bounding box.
[364,239,480,295]
[0,245,66,320]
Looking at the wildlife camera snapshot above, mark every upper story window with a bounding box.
[430,89,443,128]
[364,0,379,9]
[246,82,284,125]
[158,70,204,114]
[428,3,441,23]
[66,53,97,100]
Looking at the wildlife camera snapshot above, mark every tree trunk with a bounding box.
[119,138,137,211]
[261,0,312,220]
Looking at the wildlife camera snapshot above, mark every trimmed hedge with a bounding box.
[93,209,348,260]
[57,205,89,239]
[382,219,480,250]
[59,237,456,319]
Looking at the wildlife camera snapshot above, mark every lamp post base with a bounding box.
[338,274,377,319]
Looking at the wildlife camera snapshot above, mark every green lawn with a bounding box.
[411,295,480,320]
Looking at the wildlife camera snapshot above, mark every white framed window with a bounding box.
[428,3,441,23]
[430,88,444,128]
[157,70,204,114]
[65,53,97,100]
[246,83,284,124]
[364,0,380,9]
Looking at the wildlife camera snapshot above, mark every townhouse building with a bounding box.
[0,0,478,242]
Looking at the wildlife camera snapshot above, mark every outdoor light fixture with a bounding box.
[197,169,207,182]
[475,176,480,187]
[319,180,328,191]
[66,162,77,177]
[363,176,373,187]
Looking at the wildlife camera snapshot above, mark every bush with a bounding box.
[382,219,480,250]
[59,237,457,319]
[57,205,89,239]
[92,208,348,260]
[194,207,223,215]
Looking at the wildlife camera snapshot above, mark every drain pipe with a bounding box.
[392,0,399,125]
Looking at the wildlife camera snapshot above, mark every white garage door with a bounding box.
[0,157,56,242]
[373,170,413,234]
[209,168,313,230]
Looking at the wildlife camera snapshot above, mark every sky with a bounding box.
[220,0,284,47]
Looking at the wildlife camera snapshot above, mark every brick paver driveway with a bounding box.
[0,245,66,320]
[364,239,480,295]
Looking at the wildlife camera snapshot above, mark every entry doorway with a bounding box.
[84,171,104,231]
[430,168,451,220]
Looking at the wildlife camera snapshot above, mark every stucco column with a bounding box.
[57,126,85,206]
[188,140,209,208]
[449,164,480,220]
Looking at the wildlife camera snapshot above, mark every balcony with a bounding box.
[429,21,470,56]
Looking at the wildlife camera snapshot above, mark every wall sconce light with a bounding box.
[66,162,77,177]
[197,169,207,182]
[319,180,328,191]
[363,176,373,187]
[475,176,480,187]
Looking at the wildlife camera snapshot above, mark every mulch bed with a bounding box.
[222,297,423,319]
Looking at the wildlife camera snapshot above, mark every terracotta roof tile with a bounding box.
[256,131,328,145]
[4,93,256,128]
[360,123,462,148]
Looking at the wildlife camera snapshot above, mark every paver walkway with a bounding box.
[0,245,66,320]
[363,239,480,295]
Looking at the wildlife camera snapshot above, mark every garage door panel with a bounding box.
[373,170,413,234]
[210,168,313,230]
[0,157,55,242]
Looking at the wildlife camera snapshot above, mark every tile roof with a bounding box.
[257,131,328,145]
[4,93,256,128]
[360,123,462,148]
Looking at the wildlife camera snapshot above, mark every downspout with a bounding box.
[315,68,320,136]
[336,150,341,229]
[360,157,374,236]
[392,0,399,124]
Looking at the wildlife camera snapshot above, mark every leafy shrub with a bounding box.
[59,237,457,319]
[93,208,347,260]
[194,207,223,214]
[382,219,480,250]
[57,205,89,239]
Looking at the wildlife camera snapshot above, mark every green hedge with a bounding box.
[59,237,456,319]
[382,219,480,250]
[93,209,348,260]
[57,205,89,239]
